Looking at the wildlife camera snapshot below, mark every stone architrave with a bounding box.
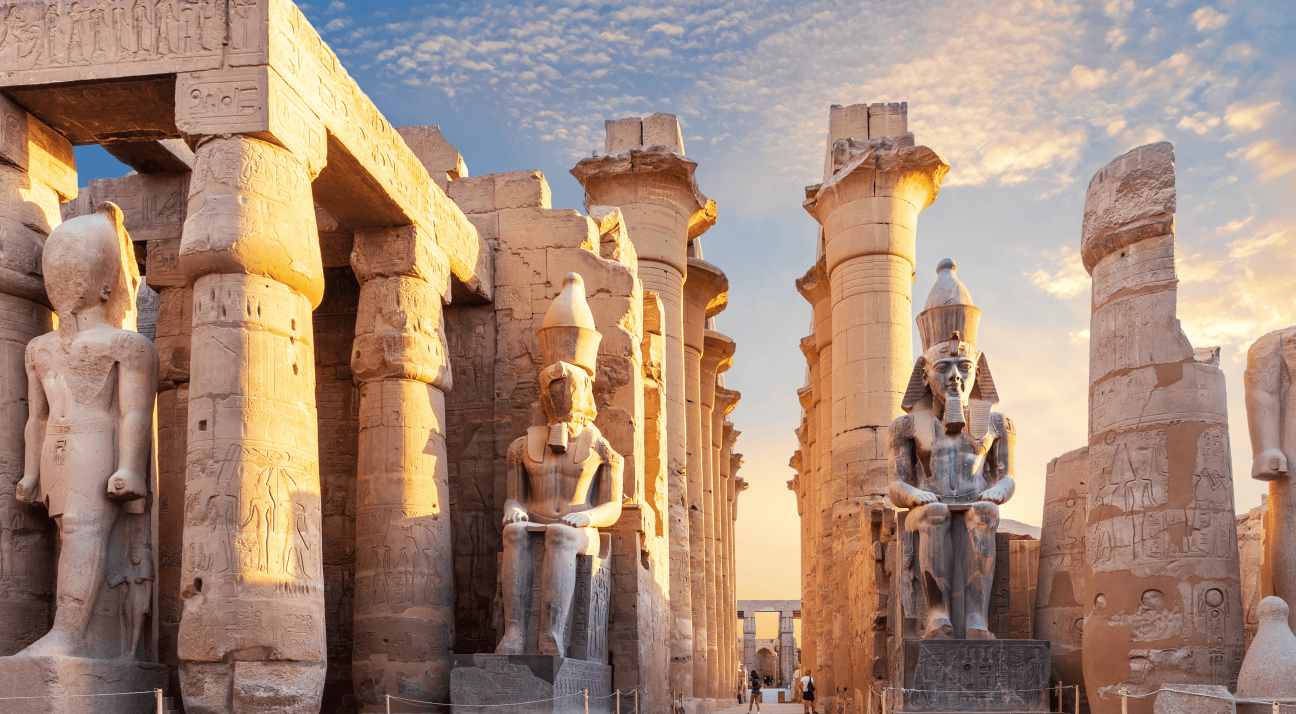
[1080,142,1244,714]
[0,203,166,710]
[888,260,1016,641]
[572,115,717,709]
[682,258,727,707]
[1034,447,1090,702]
[1244,326,1296,632]
[349,224,456,706]
[0,92,73,658]
[176,135,328,714]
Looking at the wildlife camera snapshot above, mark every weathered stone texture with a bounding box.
[1081,143,1244,714]
[1035,447,1090,700]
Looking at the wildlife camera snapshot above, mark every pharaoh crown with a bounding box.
[916,258,980,353]
[538,273,601,376]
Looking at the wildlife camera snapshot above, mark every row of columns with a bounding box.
[791,102,949,703]
[572,115,746,713]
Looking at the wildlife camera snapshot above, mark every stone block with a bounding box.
[868,102,908,139]
[605,117,643,153]
[899,639,1051,713]
[0,655,167,714]
[643,113,685,154]
[397,125,469,189]
[1154,686,1235,714]
[495,171,552,210]
[448,175,497,215]
[450,654,612,714]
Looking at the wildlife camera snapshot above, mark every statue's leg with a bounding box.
[964,501,1000,639]
[537,523,590,656]
[23,493,118,656]
[496,521,533,654]
[912,503,954,638]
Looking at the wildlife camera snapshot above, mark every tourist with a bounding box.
[748,669,763,712]
[801,670,816,714]
[792,667,803,702]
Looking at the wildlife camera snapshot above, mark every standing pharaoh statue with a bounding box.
[889,259,1015,640]
[496,273,623,657]
[1246,325,1296,629]
[13,202,158,660]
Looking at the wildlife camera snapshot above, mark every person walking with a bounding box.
[748,669,763,712]
[801,670,817,714]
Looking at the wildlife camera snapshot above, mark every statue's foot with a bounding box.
[16,629,83,658]
[495,631,524,655]
[966,627,996,640]
[924,618,955,639]
[537,631,565,657]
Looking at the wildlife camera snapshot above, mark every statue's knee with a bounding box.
[503,522,528,546]
[545,524,581,552]
[918,504,950,529]
[969,502,999,529]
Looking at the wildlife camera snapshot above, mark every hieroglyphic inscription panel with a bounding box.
[903,639,1050,712]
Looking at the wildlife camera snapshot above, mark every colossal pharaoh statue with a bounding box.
[1246,325,1296,629]
[16,203,158,660]
[888,259,1015,640]
[496,273,623,657]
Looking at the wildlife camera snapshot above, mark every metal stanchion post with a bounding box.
[617,689,621,714]
[1274,702,1280,714]
[585,688,590,714]
[867,686,873,714]
[1056,683,1061,713]
[1120,689,1128,714]
[1075,686,1080,714]
[156,688,164,714]
[386,694,391,714]
[635,688,639,714]
[882,687,888,714]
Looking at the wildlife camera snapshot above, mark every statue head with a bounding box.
[536,272,601,429]
[539,361,597,425]
[43,202,140,331]
[903,260,998,437]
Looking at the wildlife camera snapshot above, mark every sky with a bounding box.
[75,0,1296,642]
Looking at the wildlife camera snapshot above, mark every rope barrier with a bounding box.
[385,689,641,712]
[0,689,161,700]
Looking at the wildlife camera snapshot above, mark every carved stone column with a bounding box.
[700,332,734,704]
[572,117,717,707]
[1081,142,1243,714]
[177,135,328,714]
[1034,447,1089,704]
[802,109,947,701]
[794,260,829,679]
[0,95,73,656]
[714,394,739,698]
[349,225,455,708]
[683,259,726,708]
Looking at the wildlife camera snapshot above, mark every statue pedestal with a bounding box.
[0,655,167,714]
[450,654,612,714]
[897,639,1051,713]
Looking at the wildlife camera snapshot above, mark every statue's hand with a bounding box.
[561,512,593,528]
[909,489,940,507]
[978,485,1008,504]
[1253,449,1288,481]
[15,474,37,504]
[502,505,529,526]
[107,469,146,501]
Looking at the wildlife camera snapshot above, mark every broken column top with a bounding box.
[822,102,909,180]
[605,113,685,155]
[1080,141,1176,274]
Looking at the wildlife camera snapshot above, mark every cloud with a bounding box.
[1225,101,1280,132]
[1027,246,1090,299]
[1190,6,1229,31]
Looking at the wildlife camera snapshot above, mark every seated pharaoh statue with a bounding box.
[888,259,1016,641]
[496,272,623,657]
[13,202,159,662]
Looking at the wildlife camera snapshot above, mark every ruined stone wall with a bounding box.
[1237,499,1268,647]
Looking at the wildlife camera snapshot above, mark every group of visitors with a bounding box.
[745,667,815,713]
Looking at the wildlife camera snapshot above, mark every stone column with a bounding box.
[683,259,727,710]
[0,95,74,656]
[721,421,740,698]
[742,612,756,677]
[177,135,328,714]
[1034,447,1089,701]
[572,117,716,706]
[1080,142,1243,714]
[779,612,796,685]
[702,341,734,704]
[802,107,947,701]
[795,260,829,680]
[349,225,455,708]
[714,389,739,700]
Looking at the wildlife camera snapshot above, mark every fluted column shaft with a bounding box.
[700,334,734,706]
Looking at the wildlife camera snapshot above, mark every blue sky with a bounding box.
[76,0,1296,609]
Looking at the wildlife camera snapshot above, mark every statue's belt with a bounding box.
[47,420,114,435]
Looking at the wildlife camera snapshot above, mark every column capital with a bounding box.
[571,148,717,273]
[715,386,741,417]
[722,420,738,449]
[701,330,736,376]
[683,258,727,350]
[1080,141,1175,275]
[800,335,819,364]
[795,258,830,307]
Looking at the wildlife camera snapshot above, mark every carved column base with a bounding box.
[450,654,612,714]
[0,655,166,714]
[180,660,327,714]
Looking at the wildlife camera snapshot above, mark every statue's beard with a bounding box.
[943,390,967,434]
[548,422,569,453]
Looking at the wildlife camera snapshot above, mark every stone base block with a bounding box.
[450,654,612,714]
[0,655,167,714]
[899,639,1051,713]
[179,660,326,714]
[1155,686,1236,714]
